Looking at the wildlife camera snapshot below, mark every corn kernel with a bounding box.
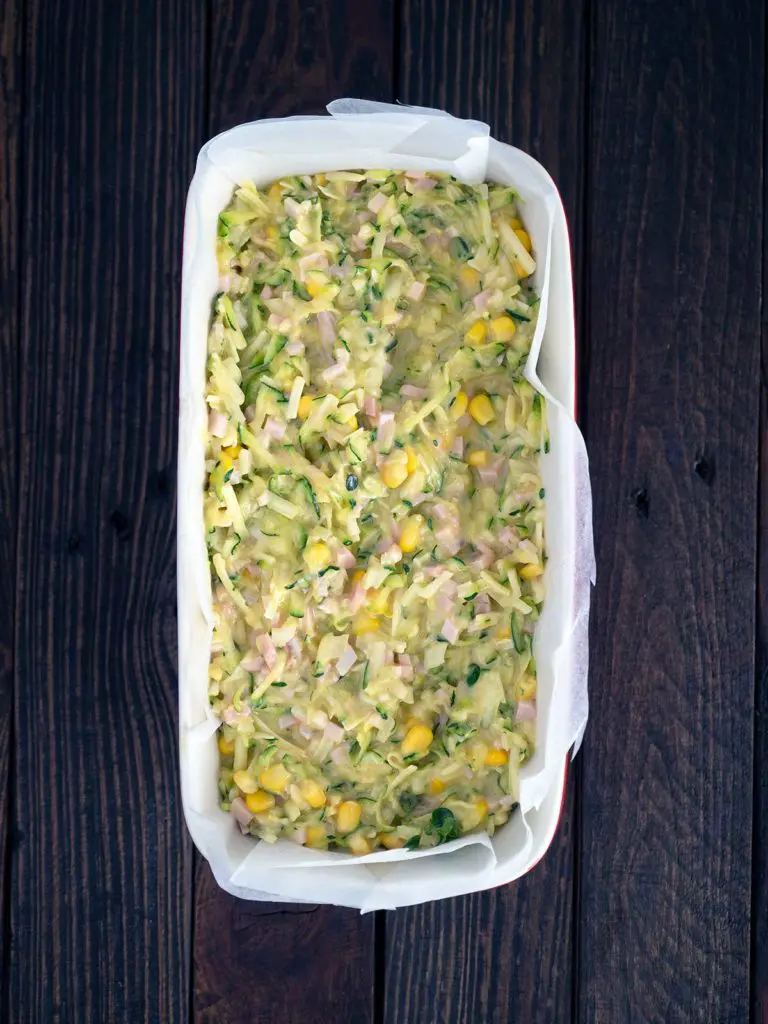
[399,516,423,554]
[379,832,405,850]
[245,789,275,814]
[259,763,291,793]
[402,724,434,757]
[489,315,517,342]
[351,570,366,586]
[209,663,224,682]
[345,415,359,431]
[233,770,258,794]
[337,800,362,834]
[429,778,446,795]
[468,450,488,467]
[353,612,380,635]
[268,182,282,203]
[298,394,314,419]
[304,541,332,573]
[306,824,327,848]
[306,277,324,298]
[468,394,495,426]
[218,733,235,756]
[348,834,371,855]
[510,217,523,229]
[223,442,242,458]
[459,265,480,291]
[476,798,489,818]
[485,748,509,767]
[465,320,487,346]
[450,391,469,420]
[519,563,544,579]
[405,447,419,474]
[515,228,533,252]
[300,779,327,809]
[381,454,409,489]
[517,674,537,700]
[266,225,279,241]
[316,173,327,185]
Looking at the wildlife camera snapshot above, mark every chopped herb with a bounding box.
[505,307,531,322]
[399,791,419,813]
[346,473,359,491]
[466,664,482,687]
[426,807,462,844]
[405,835,421,851]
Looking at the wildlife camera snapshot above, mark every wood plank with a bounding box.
[579,2,763,1021]
[191,4,394,1022]
[9,1,207,1020]
[756,384,768,1023]
[385,2,587,1022]
[193,862,374,1024]
[208,0,396,130]
[0,0,22,1001]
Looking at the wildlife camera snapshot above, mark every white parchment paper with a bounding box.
[178,100,595,911]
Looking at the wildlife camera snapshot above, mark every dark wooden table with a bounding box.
[1,1,765,1021]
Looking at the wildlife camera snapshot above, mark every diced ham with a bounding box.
[477,461,502,487]
[401,384,428,399]
[336,547,356,569]
[255,633,277,669]
[298,252,327,278]
[231,797,254,828]
[435,524,461,555]
[240,652,263,672]
[264,417,286,440]
[407,280,426,301]
[516,700,536,722]
[223,705,251,726]
[441,618,460,644]
[452,436,464,458]
[367,191,388,213]
[336,645,357,676]
[363,394,379,419]
[208,410,227,437]
[324,721,345,743]
[473,289,491,311]
[349,584,367,614]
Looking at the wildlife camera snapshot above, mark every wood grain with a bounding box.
[579,2,763,1022]
[757,382,768,1024]
[385,2,586,1022]
[192,4,394,1022]
[208,0,395,131]
[9,1,206,1020]
[0,0,22,1004]
[193,861,375,1024]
